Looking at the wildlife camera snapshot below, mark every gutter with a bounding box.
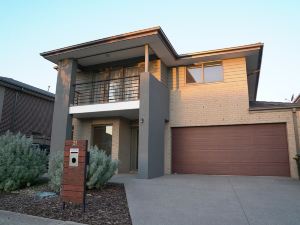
[249,106,300,111]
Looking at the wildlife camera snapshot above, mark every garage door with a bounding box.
[172,123,290,176]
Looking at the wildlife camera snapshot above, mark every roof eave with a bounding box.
[178,43,264,59]
[40,27,263,64]
[40,26,162,58]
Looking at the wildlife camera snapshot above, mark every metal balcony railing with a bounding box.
[73,75,140,106]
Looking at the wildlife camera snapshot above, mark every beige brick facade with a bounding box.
[166,57,300,178]
[72,56,300,178]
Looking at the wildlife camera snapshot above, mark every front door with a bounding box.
[130,127,139,171]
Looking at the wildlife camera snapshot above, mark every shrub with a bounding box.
[0,132,48,192]
[48,151,64,193]
[48,146,118,192]
[86,146,118,189]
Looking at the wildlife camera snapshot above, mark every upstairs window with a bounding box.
[186,62,223,84]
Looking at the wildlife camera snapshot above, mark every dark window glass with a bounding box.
[93,125,112,155]
[186,67,203,83]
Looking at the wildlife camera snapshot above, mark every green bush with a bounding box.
[0,132,48,192]
[49,146,118,192]
[48,151,64,193]
[86,146,118,189]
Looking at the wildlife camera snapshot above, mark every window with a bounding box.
[186,67,203,83]
[186,62,223,84]
[93,125,112,155]
[124,66,139,101]
[109,68,123,102]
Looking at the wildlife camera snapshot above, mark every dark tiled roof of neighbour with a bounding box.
[249,101,300,110]
[0,76,55,100]
[293,94,300,103]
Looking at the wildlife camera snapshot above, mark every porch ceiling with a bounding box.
[72,109,139,120]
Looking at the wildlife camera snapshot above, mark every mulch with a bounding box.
[0,183,132,225]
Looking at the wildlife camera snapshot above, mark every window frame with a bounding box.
[185,61,223,85]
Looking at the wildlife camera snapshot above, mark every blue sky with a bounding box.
[0,0,299,101]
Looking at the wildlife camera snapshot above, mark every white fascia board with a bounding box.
[69,100,140,114]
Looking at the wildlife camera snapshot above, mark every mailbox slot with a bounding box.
[69,148,79,167]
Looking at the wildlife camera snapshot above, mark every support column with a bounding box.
[138,72,169,179]
[293,108,300,154]
[49,59,77,159]
[145,44,149,72]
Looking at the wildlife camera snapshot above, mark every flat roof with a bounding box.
[41,26,263,100]
[41,26,263,59]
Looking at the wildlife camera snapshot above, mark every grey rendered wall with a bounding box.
[138,72,169,179]
[49,59,77,158]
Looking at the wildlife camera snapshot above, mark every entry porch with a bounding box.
[72,117,139,173]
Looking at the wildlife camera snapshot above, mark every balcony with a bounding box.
[73,75,140,105]
[69,75,140,119]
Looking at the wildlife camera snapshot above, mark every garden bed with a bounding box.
[0,182,132,225]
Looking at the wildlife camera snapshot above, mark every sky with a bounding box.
[0,0,299,101]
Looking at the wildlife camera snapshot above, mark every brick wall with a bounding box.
[167,57,299,178]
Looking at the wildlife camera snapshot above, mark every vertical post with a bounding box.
[138,72,169,179]
[292,108,300,179]
[49,59,77,160]
[145,44,149,73]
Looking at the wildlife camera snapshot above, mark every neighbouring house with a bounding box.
[0,77,54,149]
[293,94,300,104]
[41,27,300,179]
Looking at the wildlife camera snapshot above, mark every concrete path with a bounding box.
[0,210,85,225]
[111,174,300,225]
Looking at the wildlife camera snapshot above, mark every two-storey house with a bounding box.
[41,27,300,179]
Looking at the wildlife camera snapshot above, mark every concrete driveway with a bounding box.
[111,174,300,225]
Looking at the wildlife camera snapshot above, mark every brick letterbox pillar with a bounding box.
[61,140,88,211]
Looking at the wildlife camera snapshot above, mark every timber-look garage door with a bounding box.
[172,123,290,176]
